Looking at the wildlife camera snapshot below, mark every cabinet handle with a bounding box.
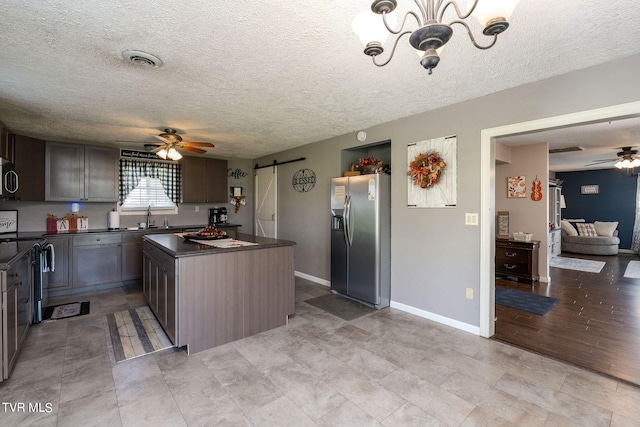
[504,264,517,270]
[505,252,518,257]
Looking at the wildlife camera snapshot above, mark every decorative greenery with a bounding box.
[357,156,389,174]
[408,151,446,188]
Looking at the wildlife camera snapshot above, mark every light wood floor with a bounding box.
[494,252,640,387]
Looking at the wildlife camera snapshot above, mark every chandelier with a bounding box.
[352,0,520,74]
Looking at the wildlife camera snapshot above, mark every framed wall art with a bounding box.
[507,176,526,198]
[407,135,457,208]
[581,185,599,195]
[0,210,18,234]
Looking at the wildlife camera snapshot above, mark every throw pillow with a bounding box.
[576,223,598,236]
[565,218,585,222]
[594,221,618,237]
[560,220,578,236]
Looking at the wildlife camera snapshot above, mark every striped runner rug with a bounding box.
[107,306,173,363]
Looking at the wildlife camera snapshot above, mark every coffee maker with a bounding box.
[209,207,228,226]
[209,208,220,226]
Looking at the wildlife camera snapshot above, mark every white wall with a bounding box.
[256,53,640,330]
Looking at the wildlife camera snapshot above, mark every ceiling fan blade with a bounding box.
[182,141,215,148]
[180,146,207,154]
[153,134,169,143]
[144,143,163,152]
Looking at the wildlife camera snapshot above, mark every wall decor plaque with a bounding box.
[581,185,599,194]
[497,211,510,239]
[0,210,17,233]
[292,168,316,192]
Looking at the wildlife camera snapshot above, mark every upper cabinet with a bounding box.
[14,135,45,201]
[182,157,228,203]
[45,142,118,202]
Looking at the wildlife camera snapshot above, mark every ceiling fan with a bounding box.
[585,146,640,169]
[144,128,214,160]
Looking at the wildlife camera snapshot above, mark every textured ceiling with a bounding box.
[1,1,640,159]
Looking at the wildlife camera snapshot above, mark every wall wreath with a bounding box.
[408,151,447,189]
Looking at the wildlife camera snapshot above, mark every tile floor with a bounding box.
[1,278,640,426]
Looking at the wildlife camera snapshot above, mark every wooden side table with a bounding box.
[495,239,540,284]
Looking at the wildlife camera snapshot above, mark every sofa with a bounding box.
[560,220,620,255]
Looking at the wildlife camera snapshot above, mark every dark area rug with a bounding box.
[495,287,559,316]
[42,301,90,321]
[304,293,376,321]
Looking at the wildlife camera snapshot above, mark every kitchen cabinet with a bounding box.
[13,135,45,201]
[182,157,228,203]
[72,233,122,288]
[143,243,176,343]
[45,142,118,202]
[143,234,295,354]
[45,236,71,291]
[495,238,540,284]
[122,229,168,282]
[0,123,14,163]
[1,248,31,381]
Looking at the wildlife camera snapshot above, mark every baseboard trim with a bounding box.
[390,301,481,335]
[295,271,330,287]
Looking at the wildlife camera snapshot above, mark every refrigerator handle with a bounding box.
[345,195,353,246]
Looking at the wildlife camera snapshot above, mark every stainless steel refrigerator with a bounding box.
[330,174,390,308]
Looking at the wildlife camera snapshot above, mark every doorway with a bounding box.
[480,101,640,337]
[254,166,277,238]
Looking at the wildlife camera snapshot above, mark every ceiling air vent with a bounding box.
[122,50,163,68]
[549,146,584,154]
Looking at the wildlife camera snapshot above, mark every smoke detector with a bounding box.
[122,50,163,68]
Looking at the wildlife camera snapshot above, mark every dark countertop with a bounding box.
[143,232,296,258]
[43,223,241,237]
[0,240,44,269]
[0,224,243,269]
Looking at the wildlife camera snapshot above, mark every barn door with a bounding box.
[254,166,277,238]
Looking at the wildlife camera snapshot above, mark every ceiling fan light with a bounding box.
[157,148,168,159]
[631,158,640,168]
[167,148,182,160]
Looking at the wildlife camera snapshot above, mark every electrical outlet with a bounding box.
[466,288,473,300]
[195,206,200,212]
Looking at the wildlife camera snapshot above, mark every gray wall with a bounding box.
[3,157,255,233]
[256,53,640,328]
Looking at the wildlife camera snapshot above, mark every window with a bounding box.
[119,159,181,213]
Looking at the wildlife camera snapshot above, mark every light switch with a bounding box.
[465,213,478,225]
[466,288,474,300]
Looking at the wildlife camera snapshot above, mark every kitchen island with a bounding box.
[142,233,296,354]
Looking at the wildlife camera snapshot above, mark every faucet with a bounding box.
[146,205,152,228]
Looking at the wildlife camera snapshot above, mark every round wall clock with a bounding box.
[292,168,316,192]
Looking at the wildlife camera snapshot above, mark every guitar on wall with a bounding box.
[531,176,543,201]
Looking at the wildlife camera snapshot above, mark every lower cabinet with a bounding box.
[495,239,540,284]
[1,250,31,382]
[143,245,176,343]
[72,234,122,287]
[46,236,71,290]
